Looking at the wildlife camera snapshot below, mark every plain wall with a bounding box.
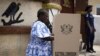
[0,0,42,56]
[88,0,100,15]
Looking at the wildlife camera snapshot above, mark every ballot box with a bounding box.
[53,14,81,56]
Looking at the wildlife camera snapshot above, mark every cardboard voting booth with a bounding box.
[53,14,81,56]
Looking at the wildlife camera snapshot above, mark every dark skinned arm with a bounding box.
[41,36,54,41]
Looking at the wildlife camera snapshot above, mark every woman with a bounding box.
[26,9,54,56]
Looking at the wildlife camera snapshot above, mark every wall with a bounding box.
[0,0,42,56]
[88,0,100,15]
[93,15,100,45]
[74,0,88,13]
[0,34,30,56]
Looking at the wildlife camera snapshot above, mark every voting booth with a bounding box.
[53,14,81,56]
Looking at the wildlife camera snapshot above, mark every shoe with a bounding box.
[86,50,93,53]
[91,50,96,53]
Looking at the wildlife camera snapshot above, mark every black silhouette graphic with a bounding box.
[1,2,24,26]
[61,24,73,35]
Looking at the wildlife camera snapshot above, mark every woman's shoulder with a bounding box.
[36,21,45,25]
[32,21,45,28]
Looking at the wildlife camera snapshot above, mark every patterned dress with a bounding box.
[26,21,52,56]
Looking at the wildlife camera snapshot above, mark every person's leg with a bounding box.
[86,33,90,52]
[82,33,87,50]
[90,33,96,52]
[82,34,87,50]
[86,31,93,53]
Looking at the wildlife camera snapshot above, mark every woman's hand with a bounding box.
[51,33,54,36]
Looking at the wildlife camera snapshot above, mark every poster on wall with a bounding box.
[53,14,81,56]
[60,0,74,13]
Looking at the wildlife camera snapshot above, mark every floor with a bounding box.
[79,45,100,56]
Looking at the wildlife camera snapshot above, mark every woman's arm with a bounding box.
[41,36,54,41]
[86,21,93,33]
